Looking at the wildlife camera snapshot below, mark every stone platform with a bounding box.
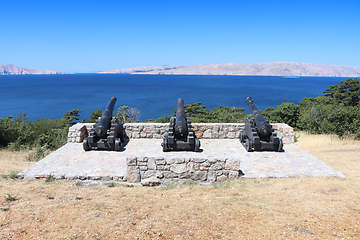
[17,139,345,183]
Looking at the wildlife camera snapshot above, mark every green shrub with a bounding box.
[0,109,81,152]
[1,171,19,180]
[26,146,52,162]
[6,194,17,201]
[262,102,300,128]
[147,102,247,123]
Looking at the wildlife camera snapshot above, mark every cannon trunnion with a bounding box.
[162,98,200,152]
[239,97,283,152]
[83,97,126,151]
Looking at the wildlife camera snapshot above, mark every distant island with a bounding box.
[0,64,66,75]
[2,62,360,77]
[101,62,360,77]
[98,65,186,74]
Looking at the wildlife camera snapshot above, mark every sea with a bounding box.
[0,74,346,122]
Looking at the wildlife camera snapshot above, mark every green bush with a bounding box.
[82,109,103,123]
[262,102,300,128]
[146,102,247,123]
[0,109,82,155]
[298,97,360,137]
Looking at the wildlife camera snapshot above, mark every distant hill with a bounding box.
[126,62,360,77]
[0,64,66,75]
[99,65,186,74]
[3,62,360,77]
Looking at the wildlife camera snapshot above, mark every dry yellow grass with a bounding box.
[1,133,360,239]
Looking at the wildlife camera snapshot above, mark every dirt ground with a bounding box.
[1,132,360,239]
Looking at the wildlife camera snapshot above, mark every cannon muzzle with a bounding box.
[95,97,117,138]
[246,97,272,139]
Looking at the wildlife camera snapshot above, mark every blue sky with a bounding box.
[1,0,359,73]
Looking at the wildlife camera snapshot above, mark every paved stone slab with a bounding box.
[239,144,345,178]
[18,144,127,180]
[18,139,345,181]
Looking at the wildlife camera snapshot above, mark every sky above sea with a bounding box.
[0,0,359,73]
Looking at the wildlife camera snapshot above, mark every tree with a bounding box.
[82,109,103,123]
[297,95,360,137]
[145,115,171,123]
[323,78,360,106]
[297,96,336,132]
[0,112,70,150]
[208,106,247,123]
[147,102,247,123]
[62,109,82,125]
[262,102,300,128]
[116,106,141,123]
[167,102,210,123]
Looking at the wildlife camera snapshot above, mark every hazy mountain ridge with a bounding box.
[2,62,360,77]
[132,62,360,77]
[99,65,186,74]
[0,64,66,75]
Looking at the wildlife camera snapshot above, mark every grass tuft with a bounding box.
[119,184,135,188]
[6,194,17,201]
[181,179,196,186]
[1,170,19,180]
[161,183,178,191]
[45,175,55,182]
[212,180,232,189]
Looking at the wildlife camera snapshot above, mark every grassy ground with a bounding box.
[1,132,360,239]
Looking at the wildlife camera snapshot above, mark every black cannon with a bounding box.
[161,98,200,152]
[83,97,126,151]
[239,97,283,152]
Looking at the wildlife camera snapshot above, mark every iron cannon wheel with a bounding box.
[162,138,168,152]
[83,138,90,151]
[277,139,284,152]
[115,138,121,151]
[195,138,200,152]
[245,138,252,152]
[239,131,245,142]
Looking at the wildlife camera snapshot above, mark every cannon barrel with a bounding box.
[95,97,117,138]
[175,98,188,138]
[246,97,272,139]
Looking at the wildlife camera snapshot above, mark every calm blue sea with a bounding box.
[0,74,346,121]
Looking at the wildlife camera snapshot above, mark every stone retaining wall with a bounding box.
[126,156,240,184]
[68,122,294,144]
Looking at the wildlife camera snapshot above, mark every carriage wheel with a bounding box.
[245,138,252,152]
[277,139,283,152]
[162,138,168,152]
[83,138,90,151]
[115,138,121,151]
[239,131,245,142]
[195,138,200,152]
